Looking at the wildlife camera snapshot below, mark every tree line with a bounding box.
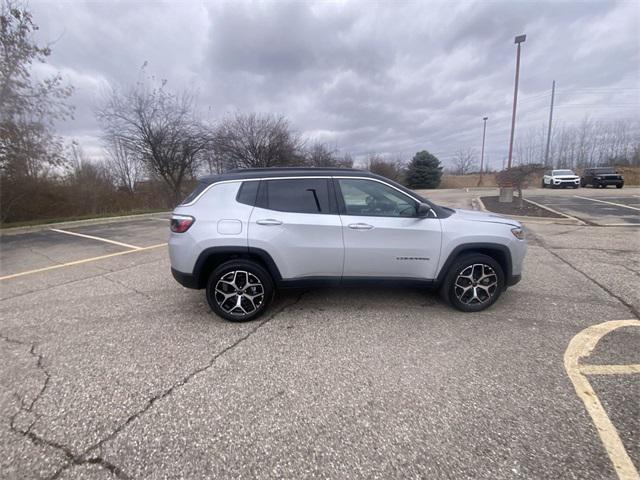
[0,2,442,224]
[448,118,640,176]
[2,2,637,224]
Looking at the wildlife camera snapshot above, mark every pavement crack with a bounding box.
[528,231,640,319]
[81,291,308,456]
[0,257,165,303]
[28,248,62,266]
[102,274,153,300]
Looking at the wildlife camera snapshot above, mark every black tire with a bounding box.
[616,184,623,189]
[206,259,274,322]
[542,180,546,188]
[440,253,505,312]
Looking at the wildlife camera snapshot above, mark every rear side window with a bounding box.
[236,181,259,206]
[263,179,331,214]
[181,182,208,205]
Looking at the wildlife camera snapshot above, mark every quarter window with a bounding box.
[236,181,259,206]
[264,179,331,214]
[338,179,417,217]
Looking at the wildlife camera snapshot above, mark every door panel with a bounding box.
[341,215,441,278]
[249,207,344,279]
[336,178,442,279]
[247,179,343,279]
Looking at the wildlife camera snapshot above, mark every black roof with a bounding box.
[199,167,377,184]
[195,167,453,217]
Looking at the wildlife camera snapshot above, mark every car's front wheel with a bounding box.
[206,260,274,322]
[440,254,505,312]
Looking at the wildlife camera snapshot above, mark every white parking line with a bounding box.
[573,196,640,212]
[50,228,142,250]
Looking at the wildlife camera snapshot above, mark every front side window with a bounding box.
[338,179,417,217]
[264,178,331,214]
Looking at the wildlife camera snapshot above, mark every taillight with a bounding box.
[170,215,195,233]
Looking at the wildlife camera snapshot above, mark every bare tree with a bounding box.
[365,154,405,182]
[305,142,353,168]
[305,142,336,167]
[103,135,142,193]
[213,112,304,169]
[96,74,211,204]
[452,148,477,175]
[1,1,74,221]
[496,164,544,207]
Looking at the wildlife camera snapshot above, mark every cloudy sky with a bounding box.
[31,0,640,169]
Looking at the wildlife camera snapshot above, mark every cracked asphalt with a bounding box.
[1,189,638,479]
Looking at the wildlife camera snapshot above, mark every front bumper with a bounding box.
[552,179,580,187]
[594,178,623,186]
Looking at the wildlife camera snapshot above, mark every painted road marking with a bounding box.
[564,319,640,480]
[0,243,167,281]
[573,196,640,212]
[50,228,142,250]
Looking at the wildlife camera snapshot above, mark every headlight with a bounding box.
[511,227,525,240]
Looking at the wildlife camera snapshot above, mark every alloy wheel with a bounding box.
[214,270,264,317]
[454,264,498,305]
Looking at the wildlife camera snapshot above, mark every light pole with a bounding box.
[544,80,556,165]
[479,116,488,185]
[507,34,526,169]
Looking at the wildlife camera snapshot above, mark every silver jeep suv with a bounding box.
[169,168,526,321]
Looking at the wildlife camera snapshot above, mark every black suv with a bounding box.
[581,167,624,188]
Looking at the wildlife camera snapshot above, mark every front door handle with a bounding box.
[256,219,283,226]
[348,223,374,230]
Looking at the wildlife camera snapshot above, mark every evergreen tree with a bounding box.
[405,150,442,188]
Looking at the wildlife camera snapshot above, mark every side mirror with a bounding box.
[417,202,433,218]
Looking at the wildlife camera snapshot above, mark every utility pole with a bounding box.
[479,116,488,185]
[544,80,556,165]
[507,34,526,169]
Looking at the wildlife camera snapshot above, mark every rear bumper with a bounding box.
[507,274,521,287]
[171,268,200,289]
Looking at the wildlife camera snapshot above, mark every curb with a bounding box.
[474,197,584,225]
[0,211,171,236]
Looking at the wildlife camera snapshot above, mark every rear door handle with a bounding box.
[348,223,374,230]
[256,219,283,226]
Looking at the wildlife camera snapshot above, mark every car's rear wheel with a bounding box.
[616,184,623,189]
[440,254,505,312]
[206,260,274,322]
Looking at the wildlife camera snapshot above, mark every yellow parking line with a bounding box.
[574,195,640,212]
[50,228,142,250]
[564,320,640,480]
[0,243,167,281]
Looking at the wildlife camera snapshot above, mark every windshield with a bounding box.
[553,170,575,176]
[594,168,616,174]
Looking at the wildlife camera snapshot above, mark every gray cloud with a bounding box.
[32,0,640,167]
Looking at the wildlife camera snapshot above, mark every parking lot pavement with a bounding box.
[0,217,169,279]
[526,186,640,226]
[1,203,639,479]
